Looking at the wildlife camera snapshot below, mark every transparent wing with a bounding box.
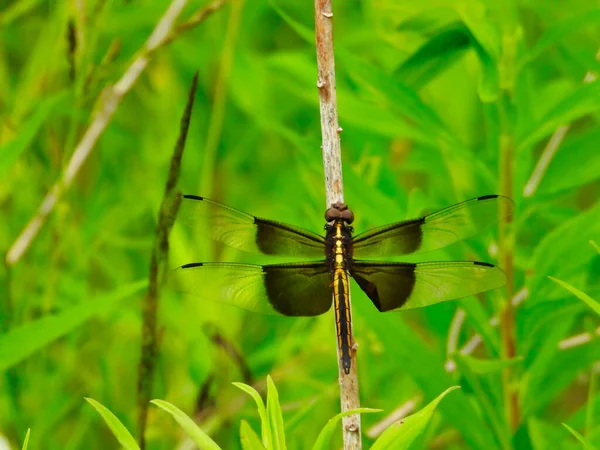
[175,194,326,257]
[352,195,514,258]
[351,260,506,312]
[169,261,332,316]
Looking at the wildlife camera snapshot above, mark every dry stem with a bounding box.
[314,0,361,448]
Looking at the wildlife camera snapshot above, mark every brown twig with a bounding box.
[5,0,224,267]
[313,1,361,448]
[137,72,199,449]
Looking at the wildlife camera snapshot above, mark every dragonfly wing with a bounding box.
[351,260,506,312]
[175,195,326,257]
[170,261,332,316]
[353,195,514,258]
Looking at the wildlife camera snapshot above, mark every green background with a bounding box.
[1,0,599,449]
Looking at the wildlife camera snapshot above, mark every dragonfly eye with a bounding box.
[341,209,354,224]
[325,208,342,221]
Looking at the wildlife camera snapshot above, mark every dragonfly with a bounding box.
[171,194,513,373]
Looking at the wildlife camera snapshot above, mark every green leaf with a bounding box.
[517,80,600,150]
[370,387,460,450]
[537,129,600,195]
[394,22,471,90]
[528,201,600,301]
[523,10,600,67]
[528,417,569,450]
[233,382,273,449]
[454,2,501,101]
[346,56,460,148]
[453,354,511,449]
[0,91,70,176]
[268,0,313,43]
[520,302,581,417]
[562,423,598,450]
[85,398,139,450]
[150,400,221,450]
[0,280,147,371]
[356,302,498,449]
[312,408,381,450]
[590,241,600,254]
[21,428,31,450]
[455,354,522,375]
[266,375,286,450]
[240,420,266,450]
[549,277,600,316]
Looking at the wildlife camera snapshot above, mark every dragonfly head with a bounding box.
[325,202,354,224]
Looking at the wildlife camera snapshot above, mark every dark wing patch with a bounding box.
[170,261,332,317]
[175,195,326,257]
[351,260,506,312]
[352,195,514,258]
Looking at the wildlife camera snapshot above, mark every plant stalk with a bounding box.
[314,1,361,448]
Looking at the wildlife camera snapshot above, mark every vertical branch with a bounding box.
[314,1,361,449]
[137,73,199,449]
[499,129,518,430]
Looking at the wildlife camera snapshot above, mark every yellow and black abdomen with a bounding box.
[325,220,354,374]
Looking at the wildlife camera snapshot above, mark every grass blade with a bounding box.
[233,382,273,449]
[312,408,381,450]
[371,387,460,450]
[549,276,600,315]
[85,398,139,450]
[150,399,221,450]
[0,280,147,371]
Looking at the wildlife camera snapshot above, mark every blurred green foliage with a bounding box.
[1,0,599,449]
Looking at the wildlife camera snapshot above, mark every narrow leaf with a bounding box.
[233,382,272,449]
[266,375,286,450]
[0,91,70,176]
[0,280,147,371]
[562,423,598,449]
[240,420,266,450]
[312,408,381,450]
[21,428,31,450]
[517,81,600,150]
[85,398,139,450]
[151,400,221,450]
[456,354,522,375]
[371,387,460,449]
[549,277,600,315]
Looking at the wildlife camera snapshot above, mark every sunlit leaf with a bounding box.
[266,375,286,450]
[233,382,272,449]
[21,429,31,450]
[85,398,139,450]
[549,277,600,316]
[151,400,221,450]
[371,387,460,449]
[562,423,597,449]
[240,420,266,450]
[312,408,381,450]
